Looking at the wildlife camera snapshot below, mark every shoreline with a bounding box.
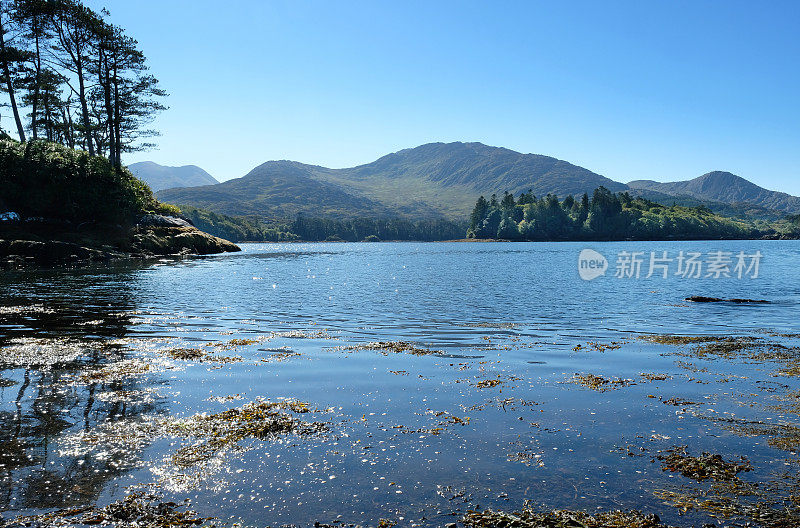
[1,215,240,269]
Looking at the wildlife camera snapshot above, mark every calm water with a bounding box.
[1,241,800,526]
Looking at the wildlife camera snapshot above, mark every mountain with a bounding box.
[628,171,800,215]
[155,143,800,221]
[129,161,219,192]
[157,142,625,219]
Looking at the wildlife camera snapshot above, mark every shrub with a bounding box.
[0,139,159,224]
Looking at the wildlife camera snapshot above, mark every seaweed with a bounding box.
[642,333,800,378]
[335,341,443,356]
[657,446,752,482]
[654,481,800,527]
[640,373,671,382]
[462,506,676,528]
[639,334,721,345]
[571,373,634,392]
[0,337,114,368]
[475,377,504,389]
[572,341,623,352]
[79,358,153,383]
[163,399,326,468]
[3,493,212,528]
[160,347,242,363]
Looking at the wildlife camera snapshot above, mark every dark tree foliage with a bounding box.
[180,205,299,243]
[0,0,165,167]
[177,207,466,243]
[465,186,788,241]
[0,138,160,223]
[291,215,465,242]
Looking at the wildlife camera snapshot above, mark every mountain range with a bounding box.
[152,142,799,220]
[129,161,219,192]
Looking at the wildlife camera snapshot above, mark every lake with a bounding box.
[2,240,800,527]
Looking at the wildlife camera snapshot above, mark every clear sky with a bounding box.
[86,0,800,193]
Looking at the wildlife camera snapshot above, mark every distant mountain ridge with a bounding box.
[129,161,219,192]
[627,171,800,214]
[157,142,626,219]
[154,142,800,220]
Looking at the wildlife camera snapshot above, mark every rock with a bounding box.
[0,238,109,265]
[130,226,240,256]
[0,211,19,222]
[685,296,725,302]
[1,222,238,269]
[445,523,457,528]
[137,214,193,228]
[685,296,769,304]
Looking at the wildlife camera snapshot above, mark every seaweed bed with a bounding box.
[461,506,675,528]
[657,446,752,482]
[164,400,326,468]
[570,373,634,391]
[2,493,211,528]
[334,341,443,356]
[6,325,800,528]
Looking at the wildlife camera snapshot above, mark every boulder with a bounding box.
[0,211,19,222]
[131,226,240,256]
[137,214,193,228]
[0,238,108,265]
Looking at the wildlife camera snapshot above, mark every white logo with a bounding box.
[578,249,608,281]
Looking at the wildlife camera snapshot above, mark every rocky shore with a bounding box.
[0,213,240,268]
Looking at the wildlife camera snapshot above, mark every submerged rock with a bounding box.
[685,296,769,303]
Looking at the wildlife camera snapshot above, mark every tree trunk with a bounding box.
[61,103,74,149]
[0,12,26,142]
[30,30,41,139]
[101,47,115,167]
[76,63,94,155]
[112,60,121,169]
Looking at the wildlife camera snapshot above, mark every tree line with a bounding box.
[467,186,789,241]
[180,206,467,242]
[0,0,165,169]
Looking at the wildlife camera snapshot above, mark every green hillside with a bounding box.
[628,171,800,215]
[157,142,625,220]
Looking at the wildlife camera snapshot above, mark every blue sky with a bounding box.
[87,0,800,193]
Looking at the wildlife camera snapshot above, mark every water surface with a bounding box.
[1,241,799,526]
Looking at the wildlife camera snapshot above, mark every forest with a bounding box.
[467,187,800,241]
[180,205,466,242]
[0,0,164,169]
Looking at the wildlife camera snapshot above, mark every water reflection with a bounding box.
[0,265,166,512]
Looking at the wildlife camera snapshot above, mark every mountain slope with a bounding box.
[154,143,800,220]
[157,142,624,219]
[129,161,219,192]
[628,171,800,214]
[157,161,396,218]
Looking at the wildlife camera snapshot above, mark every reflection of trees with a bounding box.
[0,266,166,511]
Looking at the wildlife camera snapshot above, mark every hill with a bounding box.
[156,142,800,222]
[628,171,800,215]
[129,161,219,192]
[466,188,800,241]
[157,142,625,219]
